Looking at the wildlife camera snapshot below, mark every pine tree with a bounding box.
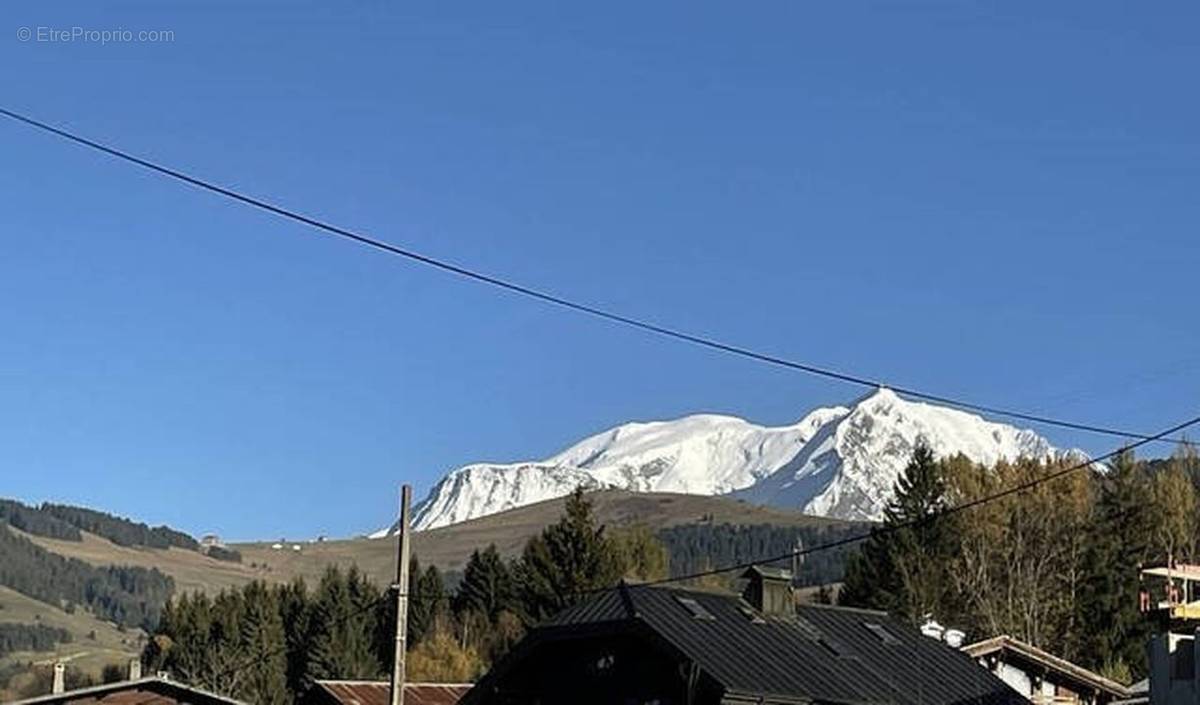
[515,487,622,623]
[1076,451,1155,677]
[839,444,959,622]
[277,578,312,697]
[454,546,515,622]
[414,564,448,642]
[306,566,383,681]
[373,556,448,674]
[236,582,288,705]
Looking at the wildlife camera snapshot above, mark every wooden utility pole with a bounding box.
[388,485,412,705]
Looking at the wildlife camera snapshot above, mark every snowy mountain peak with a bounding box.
[377,389,1074,535]
[736,387,1060,520]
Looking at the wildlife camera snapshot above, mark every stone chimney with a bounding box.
[740,566,795,616]
[129,658,142,681]
[52,662,65,694]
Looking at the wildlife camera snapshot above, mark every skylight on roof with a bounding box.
[676,596,716,621]
[863,622,901,646]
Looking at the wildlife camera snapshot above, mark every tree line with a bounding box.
[144,489,668,704]
[40,503,200,551]
[0,500,81,541]
[658,521,862,587]
[839,443,1200,683]
[0,623,72,658]
[1,496,241,561]
[0,523,175,629]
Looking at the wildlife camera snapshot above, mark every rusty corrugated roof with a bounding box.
[311,681,471,705]
[6,677,246,705]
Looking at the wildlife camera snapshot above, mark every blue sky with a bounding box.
[1,3,1197,540]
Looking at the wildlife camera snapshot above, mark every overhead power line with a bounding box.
[617,410,1200,591]
[0,106,1189,445]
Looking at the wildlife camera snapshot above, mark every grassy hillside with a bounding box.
[3,489,851,689]
[233,489,848,584]
[23,530,265,594]
[24,490,848,589]
[0,586,139,700]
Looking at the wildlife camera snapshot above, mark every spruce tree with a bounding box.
[306,566,383,681]
[237,582,288,705]
[1076,451,1155,677]
[277,578,312,698]
[515,487,621,623]
[373,556,447,672]
[455,546,515,622]
[839,444,959,622]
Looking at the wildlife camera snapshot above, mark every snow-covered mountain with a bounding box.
[377,388,1075,535]
[733,388,1062,520]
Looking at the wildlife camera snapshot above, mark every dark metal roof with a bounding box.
[308,681,471,705]
[540,583,1025,705]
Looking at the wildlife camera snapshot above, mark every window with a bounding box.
[863,622,901,646]
[795,616,854,657]
[676,596,716,621]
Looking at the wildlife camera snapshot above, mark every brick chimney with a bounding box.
[740,566,795,616]
[52,662,65,694]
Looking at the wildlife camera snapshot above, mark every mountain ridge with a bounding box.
[383,388,1080,534]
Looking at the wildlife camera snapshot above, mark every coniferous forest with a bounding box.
[0,499,208,551]
[0,624,72,658]
[0,500,82,541]
[143,489,661,704]
[659,522,863,587]
[0,523,175,629]
[0,499,239,634]
[38,503,200,551]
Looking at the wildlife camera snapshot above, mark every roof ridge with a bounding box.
[316,679,473,686]
[960,634,1131,696]
[797,602,890,617]
[6,677,247,705]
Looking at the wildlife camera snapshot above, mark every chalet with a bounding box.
[962,635,1132,705]
[461,567,1026,705]
[300,680,471,705]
